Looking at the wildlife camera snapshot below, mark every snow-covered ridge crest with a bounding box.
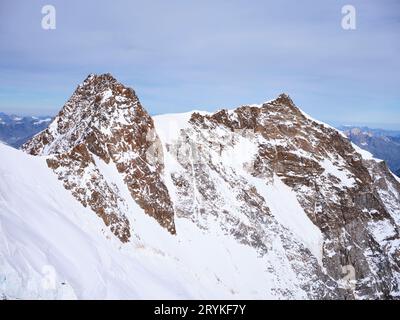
[22,73,176,241]
[24,73,140,155]
[154,92,380,166]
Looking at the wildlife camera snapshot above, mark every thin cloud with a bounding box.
[0,0,399,128]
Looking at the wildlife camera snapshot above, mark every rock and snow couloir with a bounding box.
[1,74,399,299]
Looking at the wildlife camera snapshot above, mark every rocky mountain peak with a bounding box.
[272,92,295,106]
[189,94,311,138]
[164,93,400,299]
[83,72,117,84]
[23,73,145,156]
[77,73,138,107]
[23,74,176,242]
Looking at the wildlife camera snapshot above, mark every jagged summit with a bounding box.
[273,93,295,106]
[189,93,301,129]
[78,73,138,101]
[23,74,142,155]
[83,72,117,83]
[188,93,320,137]
[260,93,305,120]
[23,74,176,241]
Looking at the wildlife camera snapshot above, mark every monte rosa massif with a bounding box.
[1,74,399,299]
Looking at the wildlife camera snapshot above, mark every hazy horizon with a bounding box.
[1,93,400,131]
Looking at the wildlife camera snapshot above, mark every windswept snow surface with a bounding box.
[351,142,377,161]
[0,143,295,299]
[153,111,210,145]
[249,174,323,265]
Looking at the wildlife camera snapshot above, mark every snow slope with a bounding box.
[153,111,210,145]
[0,143,306,299]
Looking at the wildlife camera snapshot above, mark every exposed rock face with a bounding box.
[22,75,400,299]
[158,94,400,299]
[23,74,176,241]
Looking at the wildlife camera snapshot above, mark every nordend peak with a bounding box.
[23,73,176,241]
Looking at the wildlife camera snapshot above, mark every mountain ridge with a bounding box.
[1,73,399,299]
[23,73,176,241]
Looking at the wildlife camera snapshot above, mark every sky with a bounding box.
[0,0,399,129]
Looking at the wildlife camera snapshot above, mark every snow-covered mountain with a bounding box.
[1,74,400,299]
[0,112,52,148]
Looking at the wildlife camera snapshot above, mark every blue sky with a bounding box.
[0,0,399,128]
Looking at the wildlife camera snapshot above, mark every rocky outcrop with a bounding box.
[23,74,176,241]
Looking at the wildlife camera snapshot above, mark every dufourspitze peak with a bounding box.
[23,74,176,241]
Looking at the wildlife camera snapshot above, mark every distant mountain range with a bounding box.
[338,126,400,138]
[339,126,400,177]
[0,112,52,148]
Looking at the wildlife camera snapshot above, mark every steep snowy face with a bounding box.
[1,143,302,300]
[23,74,175,241]
[155,94,400,299]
